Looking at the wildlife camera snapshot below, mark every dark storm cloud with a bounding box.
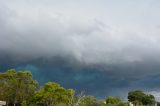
[1,0,160,100]
[0,57,133,99]
[1,56,160,99]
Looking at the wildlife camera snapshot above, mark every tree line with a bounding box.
[0,69,158,106]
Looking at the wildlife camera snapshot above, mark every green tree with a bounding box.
[106,96,121,105]
[96,101,106,106]
[78,96,98,106]
[128,90,145,106]
[0,69,38,106]
[21,100,27,106]
[142,94,155,106]
[30,82,74,106]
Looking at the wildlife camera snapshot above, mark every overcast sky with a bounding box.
[1,0,160,100]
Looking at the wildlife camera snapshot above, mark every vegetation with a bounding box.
[128,90,155,106]
[0,69,157,106]
[106,96,121,105]
[0,69,37,106]
[29,82,74,106]
[105,96,128,106]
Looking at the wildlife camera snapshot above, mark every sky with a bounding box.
[1,0,160,100]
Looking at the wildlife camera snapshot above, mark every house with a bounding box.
[0,101,6,106]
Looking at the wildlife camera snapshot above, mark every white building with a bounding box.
[0,101,6,106]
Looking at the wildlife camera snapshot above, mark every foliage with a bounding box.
[105,96,129,106]
[29,82,74,106]
[128,90,156,106]
[128,90,145,106]
[96,101,106,106]
[0,69,38,105]
[142,94,155,105]
[78,96,98,106]
[117,102,129,106]
[106,96,121,105]
[21,100,27,106]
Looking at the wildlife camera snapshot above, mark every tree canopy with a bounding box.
[128,90,155,106]
[106,96,121,105]
[0,69,37,106]
[30,82,74,106]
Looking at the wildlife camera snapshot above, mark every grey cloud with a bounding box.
[0,2,160,65]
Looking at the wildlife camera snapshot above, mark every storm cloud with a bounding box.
[1,0,160,100]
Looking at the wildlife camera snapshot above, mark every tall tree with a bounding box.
[128,90,156,106]
[0,69,38,106]
[128,90,145,106]
[30,82,74,106]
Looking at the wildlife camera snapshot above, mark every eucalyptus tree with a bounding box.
[0,69,38,106]
[30,82,74,106]
[128,90,155,106]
